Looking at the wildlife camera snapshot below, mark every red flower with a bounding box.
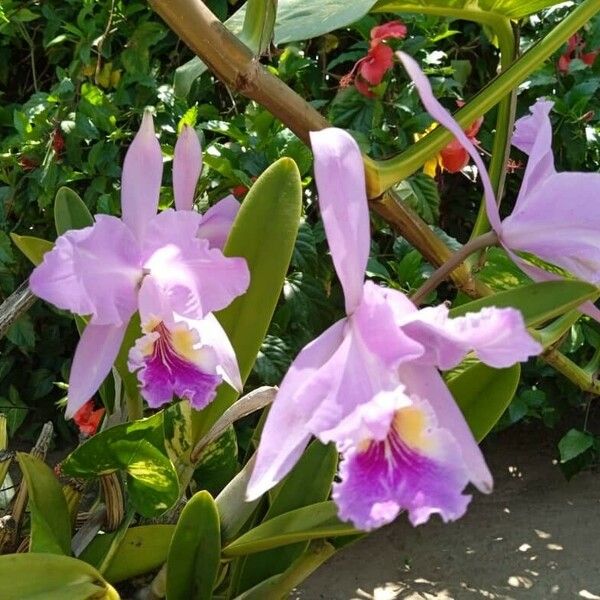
[344,20,408,98]
[370,21,408,44]
[358,41,394,86]
[439,105,483,173]
[73,399,105,437]
[582,50,599,67]
[51,129,65,155]
[18,156,38,171]
[231,184,248,199]
[558,32,598,72]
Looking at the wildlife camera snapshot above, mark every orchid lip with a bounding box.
[129,320,221,410]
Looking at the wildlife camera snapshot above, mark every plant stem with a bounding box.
[469,29,519,241]
[0,282,36,341]
[411,231,498,305]
[543,347,600,396]
[125,391,143,422]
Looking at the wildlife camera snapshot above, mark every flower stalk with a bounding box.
[410,231,499,305]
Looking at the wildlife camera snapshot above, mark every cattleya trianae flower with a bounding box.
[397,51,600,319]
[30,113,249,416]
[247,127,542,530]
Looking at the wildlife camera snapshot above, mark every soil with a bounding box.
[297,423,600,600]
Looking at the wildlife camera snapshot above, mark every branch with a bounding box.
[0,282,36,340]
[149,0,329,145]
[411,230,498,305]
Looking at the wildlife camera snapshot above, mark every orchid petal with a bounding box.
[511,100,556,202]
[137,275,175,328]
[307,322,400,443]
[30,215,141,326]
[353,281,424,369]
[396,364,493,494]
[121,111,163,242]
[397,52,501,232]
[197,195,240,250]
[319,385,411,450]
[402,304,542,370]
[66,323,127,418]
[143,209,250,318]
[310,128,370,313]
[179,312,242,392]
[247,319,347,500]
[173,125,202,212]
[502,173,600,285]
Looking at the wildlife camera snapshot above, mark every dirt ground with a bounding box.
[297,423,600,600]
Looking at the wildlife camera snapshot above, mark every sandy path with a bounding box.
[297,424,600,600]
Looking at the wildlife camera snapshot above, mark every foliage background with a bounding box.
[1,0,600,471]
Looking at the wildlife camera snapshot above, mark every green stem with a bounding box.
[410,230,498,305]
[125,392,143,422]
[470,28,518,241]
[366,0,600,197]
[543,347,600,396]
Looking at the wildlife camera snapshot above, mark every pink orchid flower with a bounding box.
[30,113,249,417]
[397,51,600,320]
[247,127,541,530]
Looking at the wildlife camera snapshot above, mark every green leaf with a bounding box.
[235,441,338,594]
[234,0,377,44]
[164,400,195,483]
[0,553,119,600]
[166,491,221,600]
[113,314,144,420]
[79,525,175,584]
[473,247,530,293]
[559,429,594,463]
[54,187,94,236]
[0,391,28,437]
[6,315,35,350]
[194,158,302,438]
[193,426,238,496]
[392,174,440,225]
[372,0,567,19]
[447,362,521,442]
[223,501,358,557]
[450,281,600,328]
[10,233,53,266]
[17,453,71,555]
[61,414,179,518]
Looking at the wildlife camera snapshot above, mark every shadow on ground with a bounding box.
[297,424,600,600]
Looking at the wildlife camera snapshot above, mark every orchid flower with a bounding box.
[396,52,600,319]
[247,127,541,530]
[30,112,249,417]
